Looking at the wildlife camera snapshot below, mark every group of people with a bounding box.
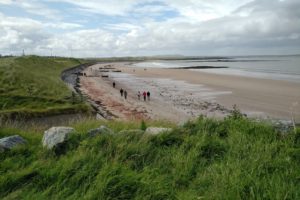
[137,91,150,101]
[119,88,128,99]
[113,82,151,101]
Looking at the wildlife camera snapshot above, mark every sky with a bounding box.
[0,0,300,57]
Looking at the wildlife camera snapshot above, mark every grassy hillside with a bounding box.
[0,115,299,199]
[0,56,90,119]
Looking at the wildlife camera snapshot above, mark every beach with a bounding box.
[79,62,300,123]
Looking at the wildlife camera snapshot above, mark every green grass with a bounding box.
[0,56,91,119]
[0,116,299,199]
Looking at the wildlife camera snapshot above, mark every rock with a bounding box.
[145,127,172,135]
[96,113,106,120]
[118,129,144,135]
[88,125,113,137]
[42,127,75,149]
[0,135,27,151]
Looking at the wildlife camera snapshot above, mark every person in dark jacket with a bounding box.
[147,91,150,101]
[124,90,127,99]
[120,88,124,96]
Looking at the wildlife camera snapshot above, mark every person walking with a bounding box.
[113,82,116,88]
[143,91,147,101]
[147,91,150,101]
[137,91,141,100]
[124,90,127,99]
[120,88,124,97]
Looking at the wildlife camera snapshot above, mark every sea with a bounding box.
[133,55,300,83]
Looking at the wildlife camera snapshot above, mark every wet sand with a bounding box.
[79,62,300,123]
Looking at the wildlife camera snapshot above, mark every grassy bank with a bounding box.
[0,115,299,199]
[0,56,91,119]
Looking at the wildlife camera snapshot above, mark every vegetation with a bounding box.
[0,56,91,119]
[0,55,299,199]
[0,115,299,199]
[140,120,147,131]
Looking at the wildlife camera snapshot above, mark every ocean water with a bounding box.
[133,55,300,83]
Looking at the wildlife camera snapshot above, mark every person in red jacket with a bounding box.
[143,91,147,101]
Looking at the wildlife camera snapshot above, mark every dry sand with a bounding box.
[79,62,300,123]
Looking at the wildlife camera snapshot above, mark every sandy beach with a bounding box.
[79,62,300,123]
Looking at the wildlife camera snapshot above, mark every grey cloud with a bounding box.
[119,0,300,55]
[0,0,300,57]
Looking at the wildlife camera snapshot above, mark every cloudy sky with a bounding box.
[0,0,300,57]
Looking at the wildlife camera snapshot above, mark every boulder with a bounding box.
[145,127,172,135]
[42,127,74,149]
[88,125,113,137]
[118,129,144,135]
[0,135,27,152]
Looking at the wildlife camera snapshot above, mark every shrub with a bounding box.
[140,120,147,131]
[229,104,244,120]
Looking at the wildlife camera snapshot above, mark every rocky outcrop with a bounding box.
[87,125,114,137]
[42,127,75,149]
[145,127,172,135]
[61,62,115,120]
[61,63,94,91]
[0,135,27,152]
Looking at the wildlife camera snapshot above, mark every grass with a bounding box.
[0,115,299,199]
[0,56,91,119]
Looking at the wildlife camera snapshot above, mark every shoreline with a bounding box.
[79,62,300,123]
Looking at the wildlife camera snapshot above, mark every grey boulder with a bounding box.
[0,135,27,152]
[145,127,172,135]
[88,125,113,137]
[42,127,74,149]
